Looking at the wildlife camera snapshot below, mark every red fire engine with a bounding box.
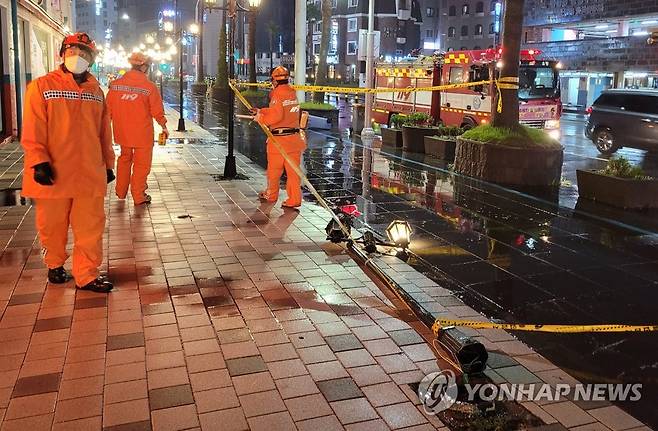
[372,48,562,139]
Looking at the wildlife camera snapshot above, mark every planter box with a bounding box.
[424,136,456,160]
[402,125,439,154]
[304,108,339,130]
[576,170,658,209]
[381,128,403,148]
[455,137,564,186]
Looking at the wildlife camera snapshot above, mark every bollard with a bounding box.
[360,127,376,147]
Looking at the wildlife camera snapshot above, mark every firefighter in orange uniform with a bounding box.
[21,33,115,293]
[253,66,307,208]
[107,53,168,205]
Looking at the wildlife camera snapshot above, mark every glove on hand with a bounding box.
[106,169,116,184]
[33,162,55,186]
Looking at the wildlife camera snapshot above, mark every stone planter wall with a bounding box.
[381,128,403,148]
[455,137,564,186]
[576,170,658,209]
[424,136,456,161]
[402,126,439,154]
[304,108,339,131]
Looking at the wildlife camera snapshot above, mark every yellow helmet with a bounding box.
[271,66,290,81]
[128,52,151,67]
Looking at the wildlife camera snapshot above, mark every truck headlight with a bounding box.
[545,119,560,129]
[548,129,560,140]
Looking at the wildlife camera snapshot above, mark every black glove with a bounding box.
[106,169,115,184]
[33,162,55,186]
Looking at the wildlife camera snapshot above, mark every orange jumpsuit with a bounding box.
[106,70,166,204]
[256,84,307,206]
[21,66,115,286]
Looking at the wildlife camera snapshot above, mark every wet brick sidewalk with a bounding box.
[0,106,651,430]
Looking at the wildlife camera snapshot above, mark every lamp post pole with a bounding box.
[176,0,187,132]
[195,0,204,84]
[361,0,375,139]
[224,0,238,177]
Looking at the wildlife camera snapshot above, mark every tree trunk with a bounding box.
[313,0,332,103]
[492,0,524,131]
[248,11,257,83]
[215,7,228,89]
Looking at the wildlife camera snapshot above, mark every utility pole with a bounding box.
[294,0,306,102]
[361,0,375,137]
[176,0,187,131]
[224,0,238,177]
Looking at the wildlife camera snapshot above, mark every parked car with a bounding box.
[585,89,658,154]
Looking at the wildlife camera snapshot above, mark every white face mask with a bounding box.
[64,55,89,75]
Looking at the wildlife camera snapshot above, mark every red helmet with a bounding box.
[60,32,98,58]
[271,66,290,81]
[128,52,152,67]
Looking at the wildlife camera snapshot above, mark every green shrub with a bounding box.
[598,157,653,180]
[402,112,433,127]
[390,113,405,129]
[461,125,562,149]
[300,102,336,111]
[437,125,465,139]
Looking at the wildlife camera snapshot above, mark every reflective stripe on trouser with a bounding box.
[116,146,153,202]
[266,150,303,206]
[35,197,105,286]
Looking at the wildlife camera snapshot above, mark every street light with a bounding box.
[121,13,130,20]
[189,23,200,34]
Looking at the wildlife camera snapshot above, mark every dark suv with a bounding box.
[585,89,658,154]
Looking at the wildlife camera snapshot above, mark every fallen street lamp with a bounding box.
[386,220,412,248]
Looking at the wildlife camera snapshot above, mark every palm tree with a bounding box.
[492,0,524,130]
[313,0,332,103]
[248,8,257,83]
[266,21,280,72]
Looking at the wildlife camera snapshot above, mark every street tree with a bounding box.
[492,0,524,131]
[313,0,332,103]
[266,21,280,72]
[214,9,228,90]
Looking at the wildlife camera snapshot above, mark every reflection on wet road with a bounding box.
[166,89,658,428]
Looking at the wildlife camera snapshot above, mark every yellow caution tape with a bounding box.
[495,76,520,113]
[232,80,492,94]
[432,319,658,334]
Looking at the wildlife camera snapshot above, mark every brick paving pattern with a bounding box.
[0,108,652,430]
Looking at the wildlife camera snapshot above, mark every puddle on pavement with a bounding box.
[0,189,29,207]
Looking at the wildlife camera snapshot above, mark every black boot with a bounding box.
[77,278,113,293]
[48,266,69,284]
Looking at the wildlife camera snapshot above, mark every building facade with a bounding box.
[521,0,658,111]
[439,0,500,52]
[75,0,118,47]
[1,0,73,138]
[307,0,442,83]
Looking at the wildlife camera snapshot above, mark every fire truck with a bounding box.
[372,48,562,139]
